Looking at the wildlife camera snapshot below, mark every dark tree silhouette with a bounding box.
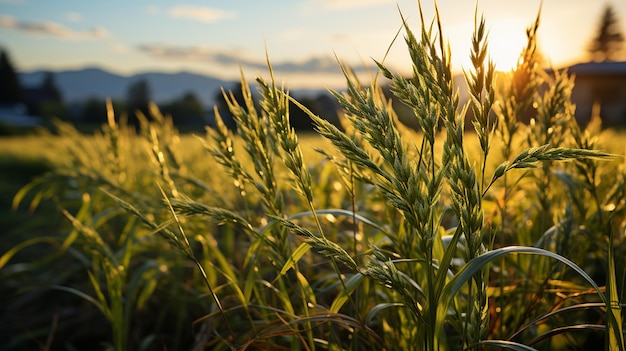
[288,93,341,132]
[11,70,68,119]
[81,97,125,124]
[125,79,151,125]
[214,82,253,130]
[588,4,625,62]
[41,72,63,102]
[288,95,320,131]
[81,97,108,123]
[213,83,340,132]
[33,72,67,118]
[161,91,205,125]
[0,49,22,104]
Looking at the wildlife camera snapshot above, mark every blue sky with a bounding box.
[1,0,625,88]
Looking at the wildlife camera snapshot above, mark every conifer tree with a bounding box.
[0,49,22,104]
[588,4,625,62]
[41,72,63,102]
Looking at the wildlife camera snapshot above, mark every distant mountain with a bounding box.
[17,67,470,113]
[18,68,233,108]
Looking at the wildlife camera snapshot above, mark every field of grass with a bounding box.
[2,5,626,351]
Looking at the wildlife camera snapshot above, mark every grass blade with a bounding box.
[607,233,625,350]
[437,246,607,340]
[329,273,364,313]
[479,340,539,351]
[279,242,311,276]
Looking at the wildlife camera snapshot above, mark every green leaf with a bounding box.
[127,260,162,311]
[86,270,109,314]
[479,340,539,351]
[136,278,158,311]
[365,302,404,325]
[296,270,316,306]
[287,209,388,233]
[279,242,311,276]
[437,246,607,340]
[329,273,364,313]
[0,236,57,270]
[52,285,110,320]
[607,235,625,351]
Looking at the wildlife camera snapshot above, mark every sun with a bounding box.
[484,22,529,72]
[488,34,525,72]
[452,18,530,73]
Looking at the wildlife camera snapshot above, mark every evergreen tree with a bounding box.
[41,72,63,102]
[126,79,151,125]
[0,49,22,104]
[214,82,251,130]
[161,91,205,125]
[179,91,203,116]
[588,4,625,62]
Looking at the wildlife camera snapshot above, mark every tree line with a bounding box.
[0,49,341,132]
[0,54,210,128]
[1,3,624,131]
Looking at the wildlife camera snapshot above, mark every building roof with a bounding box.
[567,61,626,75]
[0,104,41,127]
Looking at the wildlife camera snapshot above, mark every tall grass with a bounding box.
[4,2,625,351]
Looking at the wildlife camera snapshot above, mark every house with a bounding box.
[0,103,41,127]
[567,61,626,126]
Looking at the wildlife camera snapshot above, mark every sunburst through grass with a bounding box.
[4,1,626,351]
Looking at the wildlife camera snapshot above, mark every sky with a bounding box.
[1,0,625,89]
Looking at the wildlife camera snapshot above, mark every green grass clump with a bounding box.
[3,2,626,351]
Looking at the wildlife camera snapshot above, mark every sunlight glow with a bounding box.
[487,25,528,72]
[451,18,529,73]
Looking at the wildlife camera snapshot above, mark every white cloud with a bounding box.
[0,16,16,27]
[168,6,236,23]
[65,12,83,23]
[0,15,108,40]
[136,43,375,73]
[312,0,393,11]
[110,42,130,54]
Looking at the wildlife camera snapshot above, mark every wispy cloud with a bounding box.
[309,0,393,11]
[168,6,236,23]
[0,15,108,40]
[136,44,375,73]
[65,12,83,23]
[110,42,130,54]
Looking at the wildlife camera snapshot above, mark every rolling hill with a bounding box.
[18,68,232,108]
